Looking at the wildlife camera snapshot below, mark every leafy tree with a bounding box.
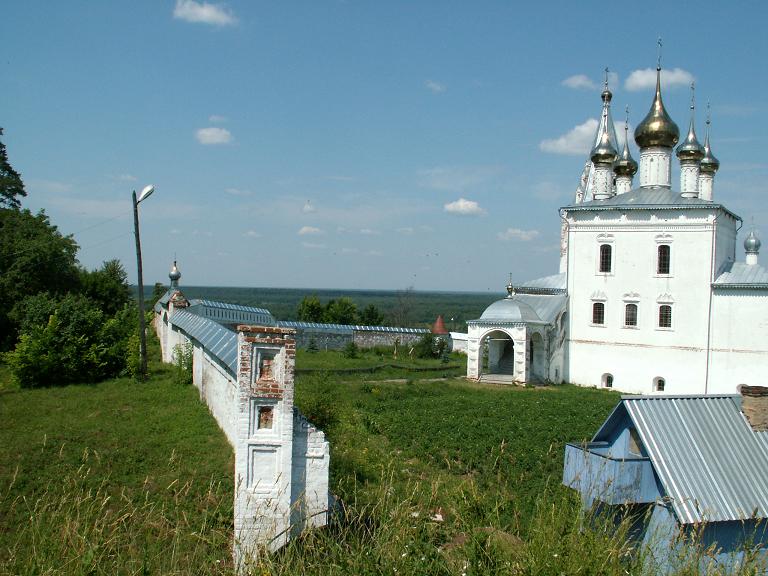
[359,304,384,326]
[152,282,167,305]
[297,294,324,322]
[0,209,79,349]
[0,128,26,210]
[413,333,439,359]
[324,297,357,325]
[80,259,132,316]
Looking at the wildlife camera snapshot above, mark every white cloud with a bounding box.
[540,118,598,156]
[444,198,485,216]
[225,187,251,196]
[173,0,236,26]
[196,127,232,145]
[359,228,380,235]
[243,230,261,238]
[562,75,596,90]
[302,242,325,249]
[624,67,694,91]
[298,226,323,236]
[115,173,137,182]
[302,201,316,213]
[170,229,181,235]
[208,114,227,123]
[425,79,446,94]
[418,165,502,192]
[396,227,414,235]
[497,228,540,242]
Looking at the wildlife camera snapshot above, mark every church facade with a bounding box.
[467,65,768,395]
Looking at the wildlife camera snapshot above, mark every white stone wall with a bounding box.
[195,347,238,446]
[564,208,726,394]
[708,290,768,393]
[638,147,672,188]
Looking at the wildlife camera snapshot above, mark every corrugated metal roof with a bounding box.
[187,299,275,326]
[563,187,740,221]
[518,273,566,291]
[597,396,768,524]
[276,320,428,334]
[713,261,768,288]
[170,309,238,375]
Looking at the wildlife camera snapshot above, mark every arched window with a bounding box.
[657,245,671,275]
[592,302,605,325]
[654,377,665,392]
[602,373,613,388]
[658,305,672,328]
[624,303,638,327]
[599,244,612,273]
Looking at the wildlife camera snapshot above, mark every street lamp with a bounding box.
[133,184,155,379]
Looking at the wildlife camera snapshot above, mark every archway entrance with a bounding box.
[481,330,515,381]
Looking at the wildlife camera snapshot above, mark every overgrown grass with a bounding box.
[296,348,465,380]
[2,345,764,574]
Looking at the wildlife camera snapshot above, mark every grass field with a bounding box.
[3,342,754,574]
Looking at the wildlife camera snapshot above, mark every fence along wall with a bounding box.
[153,303,330,566]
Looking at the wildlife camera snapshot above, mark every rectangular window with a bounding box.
[657,245,671,275]
[592,302,605,325]
[658,305,672,328]
[624,303,638,327]
[257,406,274,429]
[599,244,612,273]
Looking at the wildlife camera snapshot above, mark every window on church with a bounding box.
[592,302,605,325]
[257,406,274,429]
[657,245,671,275]
[658,305,672,328]
[624,304,638,327]
[599,244,612,273]
[654,377,665,392]
[602,373,613,388]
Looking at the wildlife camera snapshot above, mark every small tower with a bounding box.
[676,83,705,198]
[590,84,618,201]
[745,230,761,266]
[634,47,680,188]
[698,104,720,201]
[614,106,638,194]
[169,260,182,289]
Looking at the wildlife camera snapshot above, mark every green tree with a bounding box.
[325,297,357,325]
[0,128,26,210]
[152,282,167,305]
[297,294,324,322]
[0,208,79,349]
[359,304,384,326]
[80,259,132,316]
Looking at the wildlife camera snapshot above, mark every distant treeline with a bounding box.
[141,285,499,330]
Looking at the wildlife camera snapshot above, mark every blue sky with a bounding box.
[3,1,767,292]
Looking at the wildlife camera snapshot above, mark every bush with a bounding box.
[6,294,136,388]
[172,342,193,386]
[342,341,359,359]
[413,333,438,359]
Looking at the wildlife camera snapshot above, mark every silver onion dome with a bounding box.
[591,122,618,165]
[676,85,705,162]
[615,109,638,177]
[169,260,181,282]
[744,230,761,254]
[634,67,680,149]
[699,115,720,174]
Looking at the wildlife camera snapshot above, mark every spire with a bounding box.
[614,105,638,194]
[677,83,705,197]
[590,72,618,200]
[698,103,720,201]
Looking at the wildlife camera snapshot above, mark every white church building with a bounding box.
[467,65,768,395]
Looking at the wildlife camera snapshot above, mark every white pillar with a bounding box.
[615,175,632,194]
[680,162,700,198]
[638,146,672,188]
[592,164,614,200]
[698,172,714,201]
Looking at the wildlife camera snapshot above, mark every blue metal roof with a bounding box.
[276,320,428,334]
[713,261,768,289]
[594,395,768,524]
[187,299,275,326]
[468,293,566,326]
[170,309,238,375]
[518,273,566,292]
[562,187,741,221]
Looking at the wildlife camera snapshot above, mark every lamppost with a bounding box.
[133,184,155,379]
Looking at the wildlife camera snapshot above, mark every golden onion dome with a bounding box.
[634,67,679,149]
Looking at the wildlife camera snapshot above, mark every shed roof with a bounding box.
[713,261,768,289]
[170,309,238,375]
[594,395,768,524]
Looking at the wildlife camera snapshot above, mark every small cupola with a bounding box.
[169,260,182,288]
[614,106,638,194]
[745,230,761,266]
